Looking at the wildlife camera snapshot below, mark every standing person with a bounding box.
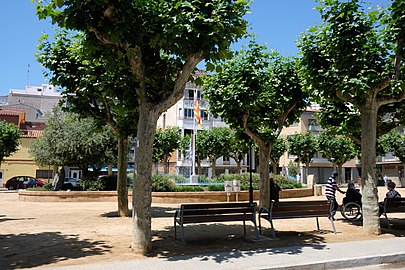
[325,171,345,220]
[270,177,282,202]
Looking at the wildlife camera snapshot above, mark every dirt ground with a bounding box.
[1,187,405,270]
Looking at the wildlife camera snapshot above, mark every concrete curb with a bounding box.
[268,253,405,270]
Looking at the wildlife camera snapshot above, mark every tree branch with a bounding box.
[157,52,204,113]
[378,90,405,107]
[336,89,354,103]
[241,111,265,145]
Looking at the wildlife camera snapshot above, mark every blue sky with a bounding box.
[0,1,388,96]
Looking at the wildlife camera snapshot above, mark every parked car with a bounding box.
[5,176,45,190]
[62,178,81,190]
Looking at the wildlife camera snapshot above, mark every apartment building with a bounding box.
[157,80,248,178]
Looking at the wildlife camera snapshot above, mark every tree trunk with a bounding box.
[164,155,169,174]
[131,106,159,255]
[337,163,344,184]
[236,159,242,174]
[211,157,217,178]
[117,137,129,217]
[304,162,310,184]
[258,143,271,209]
[272,163,278,175]
[108,164,113,175]
[197,157,202,176]
[360,102,380,235]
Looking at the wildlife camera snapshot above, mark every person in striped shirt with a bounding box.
[325,171,345,220]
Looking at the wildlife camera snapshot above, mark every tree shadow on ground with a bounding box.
[0,217,35,223]
[0,232,112,269]
[100,206,177,219]
[148,223,328,262]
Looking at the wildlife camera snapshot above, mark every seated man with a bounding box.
[343,182,362,206]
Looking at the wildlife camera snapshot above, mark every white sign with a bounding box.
[233,180,241,192]
[224,181,233,192]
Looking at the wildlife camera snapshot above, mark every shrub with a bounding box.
[151,174,175,192]
[273,174,303,189]
[216,173,260,190]
[207,184,224,191]
[173,185,204,192]
[80,177,105,191]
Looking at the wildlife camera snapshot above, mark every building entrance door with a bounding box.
[69,170,82,179]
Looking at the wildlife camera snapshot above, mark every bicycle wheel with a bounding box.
[341,202,362,221]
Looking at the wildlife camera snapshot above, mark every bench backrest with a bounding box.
[179,202,257,223]
[384,197,405,212]
[270,200,331,218]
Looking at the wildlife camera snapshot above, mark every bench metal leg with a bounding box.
[181,223,186,244]
[384,213,391,229]
[252,218,260,240]
[243,220,246,236]
[316,217,320,230]
[269,218,276,238]
[258,216,262,234]
[174,220,177,240]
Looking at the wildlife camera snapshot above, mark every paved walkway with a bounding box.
[33,237,405,270]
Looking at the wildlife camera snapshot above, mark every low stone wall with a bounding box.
[18,188,314,203]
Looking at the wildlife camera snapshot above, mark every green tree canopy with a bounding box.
[298,0,404,235]
[287,132,318,182]
[317,131,359,183]
[0,121,23,166]
[153,127,181,173]
[30,108,117,174]
[378,129,405,163]
[204,41,309,208]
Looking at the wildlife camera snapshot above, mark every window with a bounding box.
[308,118,317,127]
[185,89,194,99]
[223,156,230,162]
[184,109,194,119]
[36,170,53,179]
[201,110,208,120]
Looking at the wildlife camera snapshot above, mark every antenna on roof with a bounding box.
[26,64,30,87]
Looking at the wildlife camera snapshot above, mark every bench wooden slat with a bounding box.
[259,200,336,238]
[182,214,255,224]
[182,208,255,216]
[175,202,259,244]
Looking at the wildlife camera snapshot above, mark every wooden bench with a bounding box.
[382,197,405,229]
[174,202,259,244]
[259,200,336,238]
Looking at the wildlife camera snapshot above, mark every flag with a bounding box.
[193,97,202,127]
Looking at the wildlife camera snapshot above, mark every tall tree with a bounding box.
[37,31,138,217]
[317,132,358,184]
[153,127,181,174]
[30,108,117,176]
[270,138,287,174]
[298,0,404,234]
[0,121,22,166]
[287,132,318,183]
[204,41,308,208]
[35,0,250,254]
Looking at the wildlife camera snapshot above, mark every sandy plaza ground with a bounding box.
[1,187,405,270]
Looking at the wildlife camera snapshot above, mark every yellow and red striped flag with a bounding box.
[193,97,202,127]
